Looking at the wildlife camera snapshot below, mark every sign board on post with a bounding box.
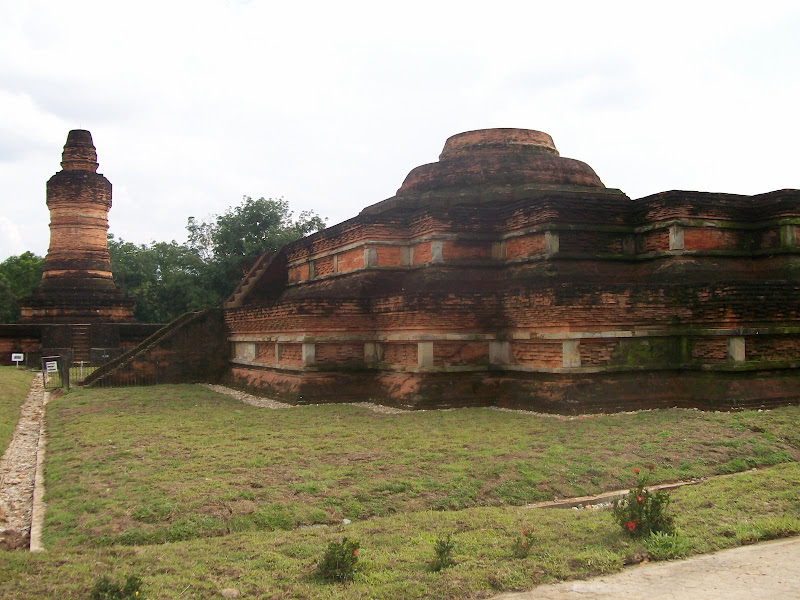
[11,353,24,367]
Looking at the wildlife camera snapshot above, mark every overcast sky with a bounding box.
[2,0,799,260]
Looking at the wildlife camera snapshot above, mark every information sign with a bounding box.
[45,361,59,373]
[11,353,23,367]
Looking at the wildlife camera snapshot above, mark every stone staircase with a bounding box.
[80,310,207,387]
[224,251,280,309]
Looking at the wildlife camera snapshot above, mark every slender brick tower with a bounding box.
[20,130,134,326]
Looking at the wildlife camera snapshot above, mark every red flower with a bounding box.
[625,521,636,531]
[633,468,640,474]
[637,495,643,502]
[352,549,358,556]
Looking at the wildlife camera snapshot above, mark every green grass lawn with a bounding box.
[0,366,33,456]
[1,382,798,599]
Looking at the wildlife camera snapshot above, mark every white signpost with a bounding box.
[11,353,24,367]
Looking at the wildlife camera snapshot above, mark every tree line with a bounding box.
[0,196,326,324]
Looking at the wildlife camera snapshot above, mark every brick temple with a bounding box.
[221,128,800,412]
[0,131,158,364]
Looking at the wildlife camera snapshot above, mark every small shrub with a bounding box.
[612,465,674,538]
[430,534,456,572]
[315,537,360,583]
[644,531,690,560]
[89,574,144,599]
[511,527,536,558]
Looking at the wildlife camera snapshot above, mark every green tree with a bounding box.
[109,196,326,323]
[187,196,326,295]
[107,236,218,323]
[0,252,45,323]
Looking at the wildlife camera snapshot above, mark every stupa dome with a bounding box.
[396,128,604,196]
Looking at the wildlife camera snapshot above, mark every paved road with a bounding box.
[492,536,800,600]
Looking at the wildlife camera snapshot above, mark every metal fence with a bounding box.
[41,348,159,390]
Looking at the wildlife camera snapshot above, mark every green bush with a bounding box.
[612,465,674,538]
[315,537,360,583]
[89,574,144,599]
[430,534,456,572]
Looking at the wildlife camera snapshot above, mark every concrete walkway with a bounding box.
[493,536,800,600]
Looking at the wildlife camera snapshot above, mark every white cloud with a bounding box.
[1,0,799,258]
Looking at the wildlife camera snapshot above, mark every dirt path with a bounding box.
[0,374,46,550]
[492,536,800,600]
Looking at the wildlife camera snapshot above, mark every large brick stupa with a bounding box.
[221,128,800,412]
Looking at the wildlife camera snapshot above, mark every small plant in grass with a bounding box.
[89,574,144,599]
[430,534,456,572]
[315,537,360,583]
[612,464,674,538]
[644,530,690,560]
[511,526,536,558]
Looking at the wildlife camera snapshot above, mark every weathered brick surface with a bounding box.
[383,343,417,366]
[433,341,488,366]
[220,129,800,411]
[315,255,335,277]
[20,130,134,324]
[559,231,625,255]
[1,131,158,364]
[376,245,407,267]
[512,340,563,367]
[278,344,302,366]
[316,342,363,365]
[683,227,742,251]
[638,229,670,253]
[257,342,275,362]
[442,241,492,261]
[85,310,227,386]
[690,337,728,363]
[336,247,365,273]
[505,234,546,258]
[748,336,800,362]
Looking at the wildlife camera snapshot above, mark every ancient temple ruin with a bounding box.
[221,128,800,412]
[0,131,158,364]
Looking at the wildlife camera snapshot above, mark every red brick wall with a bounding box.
[559,231,624,254]
[279,343,302,366]
[316,342,363,365]
[376,245,406,267]
[747,336,800,362]
[288,263,309,282]
[580,339,618,366]
[512,340,562,367]
[433,341,488,366]
[691,338,728,363]
[639,229,670,253]
[384,343,417,365]
[315,255,335,277]
[505,234,546,259]
[412,242,432,264]
[337,248,365,272]
[756,229,780,250]
[683,228,740,251]
[442,241,492,261]
[257,342,275,362]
